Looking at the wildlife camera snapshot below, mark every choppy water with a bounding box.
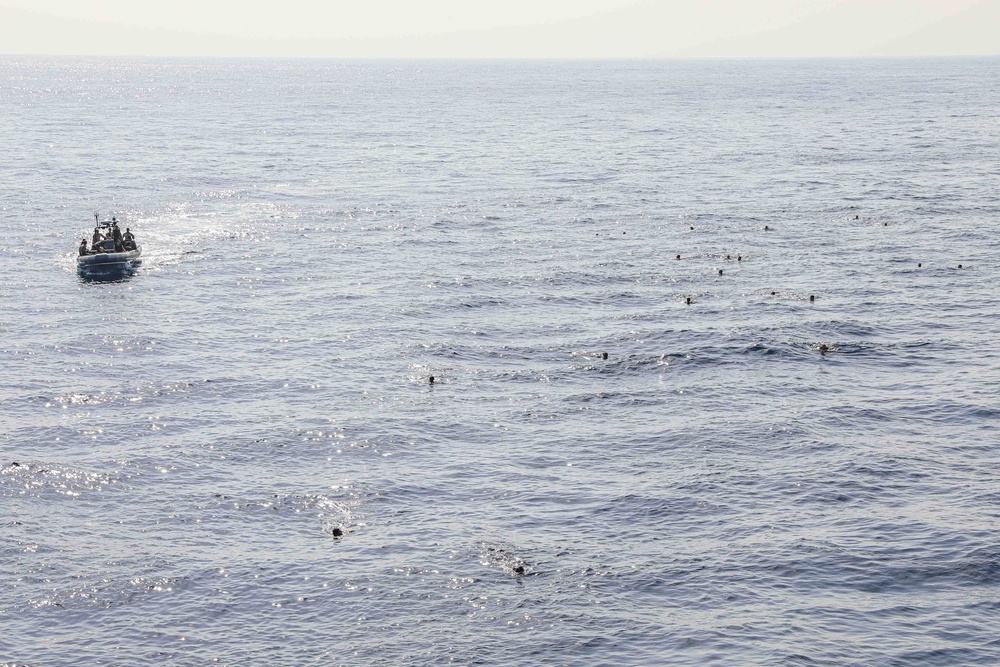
[2,56,1000,666]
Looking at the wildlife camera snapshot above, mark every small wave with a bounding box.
[480,542,532,577]
[0,461,129,498]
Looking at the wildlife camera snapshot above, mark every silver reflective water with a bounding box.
[2,58,999,666]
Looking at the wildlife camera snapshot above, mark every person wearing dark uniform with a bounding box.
[92,227,103,247]
[79,239,88,256]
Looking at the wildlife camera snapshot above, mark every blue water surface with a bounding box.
[1,57,999,666]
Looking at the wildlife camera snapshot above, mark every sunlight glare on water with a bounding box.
[1,57,999,666]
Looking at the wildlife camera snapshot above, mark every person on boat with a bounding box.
[79,239,88,256]
[114,236,125,252]
[112,222,123,243]
[92,227,103,246]
[123,228,135,250]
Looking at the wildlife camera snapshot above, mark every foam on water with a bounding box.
[2,56,1000,666]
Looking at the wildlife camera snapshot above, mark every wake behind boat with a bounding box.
[77,215,141,276]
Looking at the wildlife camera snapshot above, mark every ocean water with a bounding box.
[1,56,999,666]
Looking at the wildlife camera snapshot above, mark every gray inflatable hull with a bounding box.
[77,246,142,269]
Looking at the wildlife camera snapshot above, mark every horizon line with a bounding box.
[3,53,999,61]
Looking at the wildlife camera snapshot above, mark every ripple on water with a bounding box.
[3,57,1000,667]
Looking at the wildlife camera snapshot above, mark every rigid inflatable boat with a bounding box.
[77,216,142,276]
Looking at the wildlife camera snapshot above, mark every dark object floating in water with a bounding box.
[429,375,435,385]
[686,297,692,305]
[330,527,343,537]
[764,225,770,230]
[819,344,830,353]
[718,269,723,275]
[602,352,608,360]
[484,544,530,577]
[810,295,815,302]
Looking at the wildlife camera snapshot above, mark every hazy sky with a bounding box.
[1,0,997,58]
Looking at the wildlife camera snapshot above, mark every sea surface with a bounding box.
[1,57,999,666]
